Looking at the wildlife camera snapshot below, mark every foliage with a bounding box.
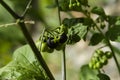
[0,45,48,80]
[79,65,99,80]
[0,0,120,80]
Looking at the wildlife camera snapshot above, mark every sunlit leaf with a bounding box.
[79,64,99,80]
[0,45,48,80]
[67,23,88,44]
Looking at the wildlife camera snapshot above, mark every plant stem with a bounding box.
[0,0,55,79]
[0,21,35,28]
[42,0,67,76]
[55,0,67,79]
[21,0,33,17]
[55,0,62,25]
[106,38,120,75]
[62,46,66,80]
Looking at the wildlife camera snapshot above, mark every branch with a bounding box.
[0,0,20,19]
[0,21,35,28]
[0,0,55,79]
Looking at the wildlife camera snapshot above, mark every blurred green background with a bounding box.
[0,0,120,80]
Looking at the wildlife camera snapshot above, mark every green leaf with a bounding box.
[67,23,88,44]
[115,17,120,26]
[75,24,88,38]
[97,73,110,80]
[62,18,85,27]
[79,64,99,80]
[62,18,93,27]
[91,6,105,16]
[106,25,120,42]
[68,34,81,44]
[79,0,89,6]
[107,16,117,25]
[89,33,104,46]
[0,45,48,80]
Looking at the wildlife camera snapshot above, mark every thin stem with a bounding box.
[21,0,33,17]
[62,46,66,80]
[0,21,35,28]
[0,0,55,79]
[106,39,120,75]
[55,0,67,80]
[55,0,62,25]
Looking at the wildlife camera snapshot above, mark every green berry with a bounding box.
[100,55,108,65]
[72,3,77,6]
[89,62,93,69]
[69,4,72,9]
[105,51,112,59]
[41,42,48,52]
[91,57,99,64]
[95,49,104,57]
[95,62,103,69]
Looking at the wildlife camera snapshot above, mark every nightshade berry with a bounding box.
[47,37,58,48]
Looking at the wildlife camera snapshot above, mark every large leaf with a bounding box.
[0,45,48,80]
[67,23,88,44]
[79,65,99,80]
[106,25,120,42]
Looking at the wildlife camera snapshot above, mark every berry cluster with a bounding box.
[68,0,89,9]
[69,0,80,8]
[89,50,112,69]
[40,25,68,53]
